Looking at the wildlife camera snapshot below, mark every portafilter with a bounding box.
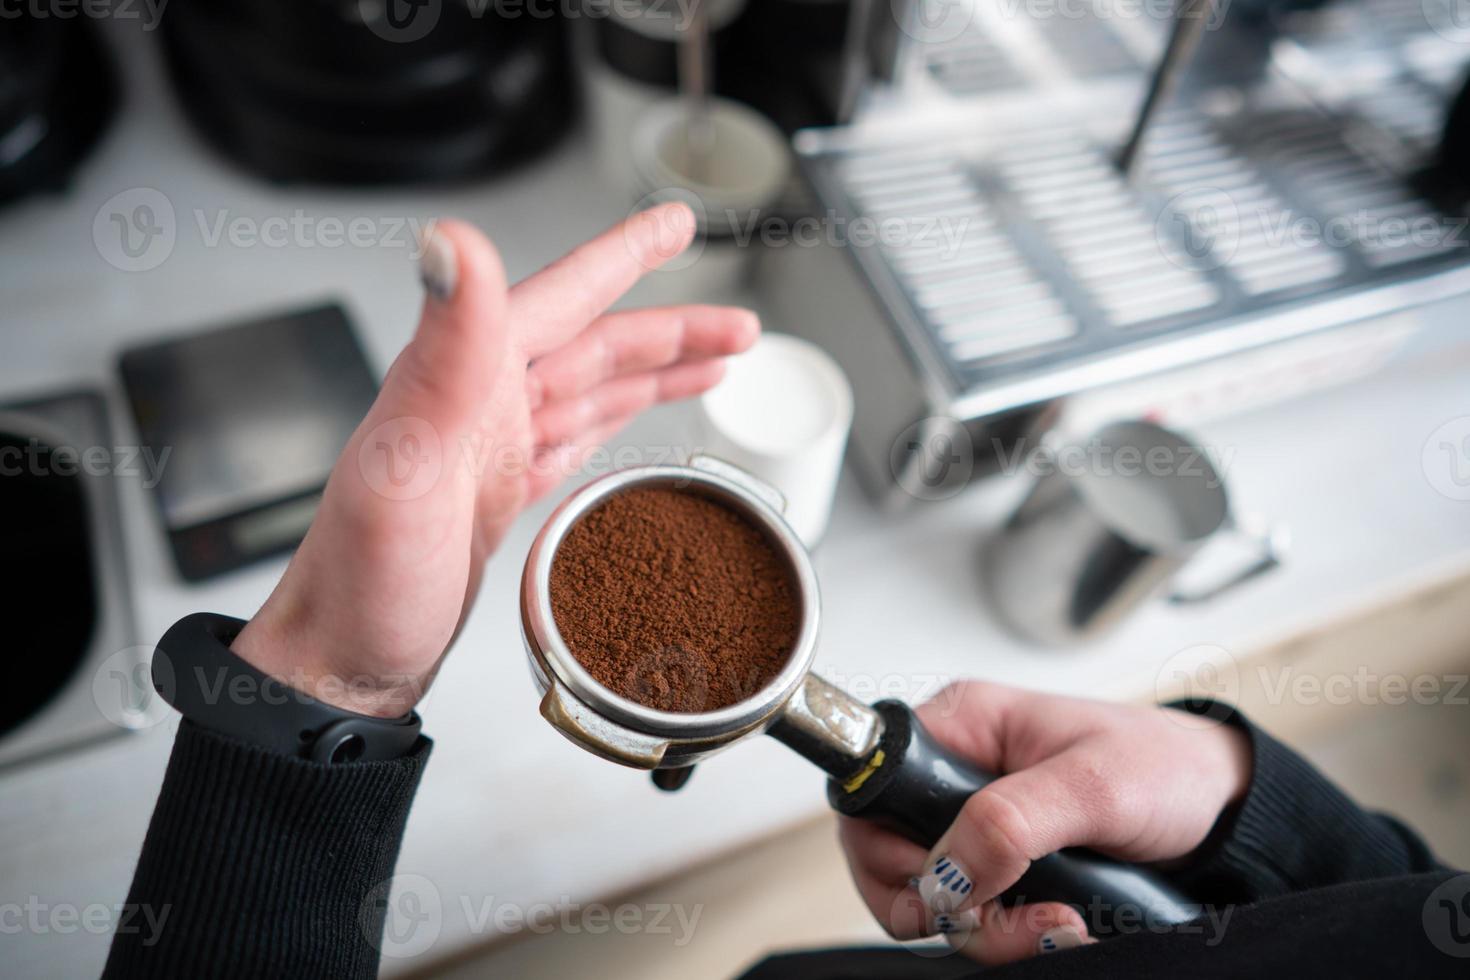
[520,456,1197,934]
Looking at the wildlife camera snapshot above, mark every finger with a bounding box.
[945,901,1090,966]
[510,202,697,359]
[838,817,1090,959]
[381,219,510,428]
[526,304,758,411]
[914,756,1105,919]
[836,817,931,941]
[531,358,727,447]
[338,220,508,515]
[916,681,1106,777]
[912,680,1037,775]
[524,412,637,503]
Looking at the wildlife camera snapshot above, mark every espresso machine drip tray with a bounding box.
[766,0,1470,504]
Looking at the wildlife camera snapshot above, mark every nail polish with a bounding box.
[916,855,973,913]
[419,228,457,302]
[934,908,980,936]
[1037,925,1086,954]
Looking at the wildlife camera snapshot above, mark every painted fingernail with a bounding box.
[419,227,457,302]
[934,908,981,936]
[1037,925,1086,954]
[916,855,973,913]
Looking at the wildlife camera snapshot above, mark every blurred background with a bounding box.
[2,0,1470,975]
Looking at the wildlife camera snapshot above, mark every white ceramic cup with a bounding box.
[693,332,853,546]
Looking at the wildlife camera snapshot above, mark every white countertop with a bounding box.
[4,27,1470,978]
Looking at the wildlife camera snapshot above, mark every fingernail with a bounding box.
[1037,925,1086,954]
[419,227,457,302]
[916,855,973,914]
[934,908,981,936]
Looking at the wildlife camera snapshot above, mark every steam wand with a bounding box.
[1116,0,1217,177]
[676,0,715,187]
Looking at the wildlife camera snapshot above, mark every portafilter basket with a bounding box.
[521,455,847,772]
[520,456,1198,934]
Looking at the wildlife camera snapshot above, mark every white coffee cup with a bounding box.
[693,332,853,546]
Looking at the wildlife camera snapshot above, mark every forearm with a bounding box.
[103,720,430,980]
[1166,701,1444,904]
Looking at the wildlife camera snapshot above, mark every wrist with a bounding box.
[1197,721,1253,815]
[155,613,424,763]
[232,603,417,720]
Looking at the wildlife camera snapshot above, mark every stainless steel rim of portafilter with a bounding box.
[521,459,840,768]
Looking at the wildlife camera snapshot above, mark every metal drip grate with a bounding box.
[1248,112,1458,268]
[1348,77,1450,160]
[1143,113,1346,296]
[1028,7,1142,77]
[810,83,1468,390]
[923,32,1026,96]
[997,129,1220,328]
[840,153,1079,364]
[916,0,1144,96]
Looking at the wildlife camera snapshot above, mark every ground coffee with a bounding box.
[549,487,801,713]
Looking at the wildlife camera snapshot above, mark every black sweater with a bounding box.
[103,721,430,978]
[103,706,1459,979]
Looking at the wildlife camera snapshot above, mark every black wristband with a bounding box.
[152,612,423,763]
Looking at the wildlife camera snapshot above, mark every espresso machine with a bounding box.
[761,0,1470,505]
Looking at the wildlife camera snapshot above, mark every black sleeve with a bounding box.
[1164,700,1445,905]
[103,719,431,980]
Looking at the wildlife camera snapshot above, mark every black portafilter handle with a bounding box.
[828,701,1200,937]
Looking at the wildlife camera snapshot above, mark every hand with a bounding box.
[838,681,1251,963]
[231,204,757,717]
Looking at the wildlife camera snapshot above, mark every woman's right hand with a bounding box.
[837,680,1252,963]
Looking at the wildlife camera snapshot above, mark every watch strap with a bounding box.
[153,612,423,763]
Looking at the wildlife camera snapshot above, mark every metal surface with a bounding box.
[1116,0,1215,176]
[0,390,140,770]
[766,673,882,777]
[676,0,715,184]
[763,0,1470,504]
[521,458,887,775]
[521,459,824,767]
[982,420,1281,645]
